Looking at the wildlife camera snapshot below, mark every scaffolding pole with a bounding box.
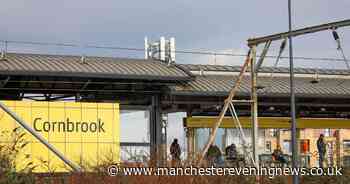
[198,50,253,166]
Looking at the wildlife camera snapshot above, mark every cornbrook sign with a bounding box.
[33,118,105,132]
[0,101,120,172]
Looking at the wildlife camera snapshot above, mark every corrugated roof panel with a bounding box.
[0,53,192,81]
[171,75,350,98]
[178,64,350,75]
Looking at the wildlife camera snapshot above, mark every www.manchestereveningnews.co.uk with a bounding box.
[107,165,342,178]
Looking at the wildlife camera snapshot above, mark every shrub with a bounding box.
[0,127,36,184]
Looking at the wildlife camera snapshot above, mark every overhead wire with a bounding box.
[0,39,349,63]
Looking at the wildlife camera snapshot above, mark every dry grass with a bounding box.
[0,127,36,184]
[1,136,350,184]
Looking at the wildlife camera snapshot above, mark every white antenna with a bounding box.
[160,37,166,61]
[80,55,86,64]
[144,37,149,60]
[170,37,176,63]
[144,36,176,64]
[0,50,6,60]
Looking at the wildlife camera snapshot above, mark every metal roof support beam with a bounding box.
[120,142,150,147]
[0,101,81,172]
[0,76,10,88]
[248,19,350,47]
[80,80,91,91]
[232,100,253,103]
[185,117,350,129]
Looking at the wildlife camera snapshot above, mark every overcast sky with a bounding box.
[1,0,349,68]
[1,1,349,154]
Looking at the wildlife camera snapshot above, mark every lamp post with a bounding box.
[288,0,299,184]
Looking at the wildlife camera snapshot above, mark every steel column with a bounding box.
[150,95,163,165]
[288,1,299,183]
[186,128,195,162]
[186,110,195,162]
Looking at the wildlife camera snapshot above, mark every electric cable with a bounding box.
[0,40,349,63]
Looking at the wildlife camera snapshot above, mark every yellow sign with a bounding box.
[0,101,120,172]
[184,117,350,129]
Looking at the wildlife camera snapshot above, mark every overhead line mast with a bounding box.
[199,19,350,171]
[248,19,350,47]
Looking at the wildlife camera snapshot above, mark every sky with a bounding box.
[1,0,349,156]
[1,0,349,68]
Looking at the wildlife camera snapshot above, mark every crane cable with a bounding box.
[332,28,350,86]
[332,28,349,69]
[263,38,288,93]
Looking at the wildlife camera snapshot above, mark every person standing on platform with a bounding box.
[317,134,327,168]
[170,138,181,166]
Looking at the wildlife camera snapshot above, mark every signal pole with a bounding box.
[288,0,299,184]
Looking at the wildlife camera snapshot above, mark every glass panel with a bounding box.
[120,110,150,143]
[195,128,210,152]
[215,128,225,151]
[119,109,150,162]
[167,112,186,159]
